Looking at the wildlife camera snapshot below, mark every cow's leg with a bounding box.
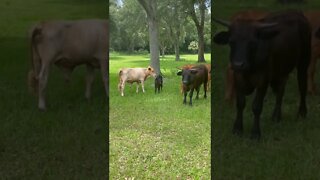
[183,91,187,104]
[38,61,51,111]
[121,82,125,96]
[297,66,308,118]
[271,78,287,122]
[136,82,140,93]
[141,80,145,93]
[307,52,317,95]
[189,88,194,106]
[204,81,207,99]
[251,84,268,139]
[195,86,200,99]
[233,92,245,135]
[85,65,95,100]
[98,56,109,99]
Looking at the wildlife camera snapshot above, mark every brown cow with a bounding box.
[178,64,211,93]
[118,66,156,96]
[28,19,108,110]
[177,64,208,105]
[304,11,320,95]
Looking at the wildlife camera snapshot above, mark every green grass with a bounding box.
[0,0,107,179]
[109,52,211,179]
[213,0,320,179]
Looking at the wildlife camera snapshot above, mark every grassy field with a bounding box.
[0,0,108,179]
[213,0,320,179]
[109,52,211,179]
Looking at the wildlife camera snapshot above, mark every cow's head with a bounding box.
[147,66,157,78]
[213,18,279,72]
[177,68,198,85]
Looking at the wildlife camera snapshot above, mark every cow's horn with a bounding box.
[213,18,231,27]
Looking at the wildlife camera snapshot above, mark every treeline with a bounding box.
[109,0,211,55]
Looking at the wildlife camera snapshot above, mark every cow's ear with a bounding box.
[213,31,230,45]
[177,71,182,76]
[190,69,198,74]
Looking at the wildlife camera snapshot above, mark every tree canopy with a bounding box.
[110,0,211,59]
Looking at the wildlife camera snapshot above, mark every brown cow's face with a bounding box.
[177,69,197,85]
[214,20,279,72]
[147,66,157,78]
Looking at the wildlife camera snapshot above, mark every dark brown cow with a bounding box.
[225,10,320,103]
[178,64,211,93]
[214,10,311,139]
[177,64,208,106]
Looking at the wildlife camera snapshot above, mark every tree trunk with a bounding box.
[148,15,161,74]
[138,0,161,75]
[174,42,180,61]
[197,26,205,62]
[188,0,206,62]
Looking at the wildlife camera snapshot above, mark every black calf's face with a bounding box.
[177,69,197,85]
[214,21,279,72]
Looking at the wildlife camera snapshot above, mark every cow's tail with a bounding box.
[118,70,123,91]
[28,23,42,95]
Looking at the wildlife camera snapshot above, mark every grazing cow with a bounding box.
[177,64,208,105]
[225,10,320,103]
[28,19,109,110]
[178,64,211,93]
[118,66,156,96]
[155,74,163,93]
[213,10,311,139]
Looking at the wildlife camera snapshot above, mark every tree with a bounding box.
[110,0,148,52]
[137,0,161,75]
[158,0,188,61]
[185,0,210,62]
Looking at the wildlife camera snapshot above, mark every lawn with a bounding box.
[109,52,211,179]
[0,0,108,179]
[213,0,320,179]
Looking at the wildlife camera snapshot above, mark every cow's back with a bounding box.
[35,19,108,66]
[119,68,146,82]
[262,11,311,76]
[193,65,208,86]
